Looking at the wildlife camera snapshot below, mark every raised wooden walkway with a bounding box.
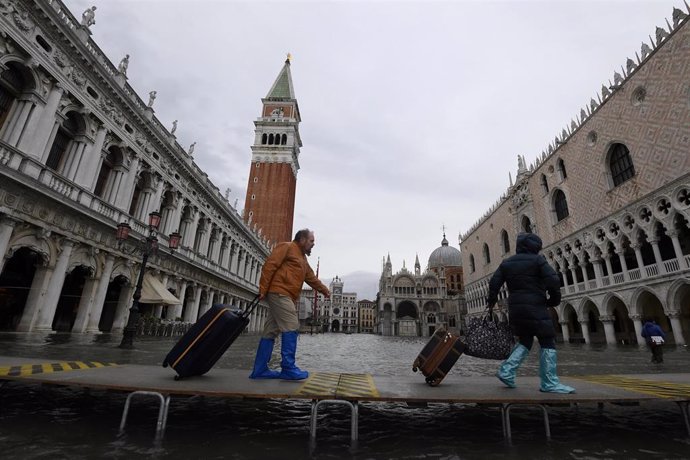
[1,355,688,445]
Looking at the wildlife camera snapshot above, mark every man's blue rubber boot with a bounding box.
[496,343,530,388]
[279,331,309,380]
[249,338,280,379]
[539,348,575,393]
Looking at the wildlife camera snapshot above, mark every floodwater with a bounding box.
[0,332,689,459]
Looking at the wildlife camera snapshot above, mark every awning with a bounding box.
[139,274,181,305]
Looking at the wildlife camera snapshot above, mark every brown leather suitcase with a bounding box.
[412,328,466,386]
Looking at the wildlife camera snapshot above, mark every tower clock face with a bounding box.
[334,287,342,294]
[333,308,340,315]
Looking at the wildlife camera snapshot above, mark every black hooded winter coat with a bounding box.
[486,233,561,338]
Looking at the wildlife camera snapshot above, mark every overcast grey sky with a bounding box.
[64,0,680,299]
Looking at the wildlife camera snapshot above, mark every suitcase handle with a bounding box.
[241,295,261,318]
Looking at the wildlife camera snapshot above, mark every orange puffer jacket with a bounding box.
[259,241,328,302]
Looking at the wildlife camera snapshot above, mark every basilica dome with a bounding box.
[428,235,462,269]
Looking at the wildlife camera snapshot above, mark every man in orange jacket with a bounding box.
[249,229,330,380]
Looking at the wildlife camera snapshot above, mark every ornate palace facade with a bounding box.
[461,6,690,346]
[0,1,279,333]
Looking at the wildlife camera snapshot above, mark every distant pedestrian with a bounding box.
[641,318,666,363]
[487,232,575,393]
[249,229,330,380]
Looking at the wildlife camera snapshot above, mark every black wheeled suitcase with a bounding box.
[412,328,466,386]
[163,296,259,379]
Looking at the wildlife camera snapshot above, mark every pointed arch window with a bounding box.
[261,133,267,145]
[554,189,569,221]
[482,243,491,264]
[501,230,510,254]
[281,134,287,145]
[540,174,549,195]
[469,254,475,273]
[521,216,532,233]
[557,158,567,180]
[609,143,635,186]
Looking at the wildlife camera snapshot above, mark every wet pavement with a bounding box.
[0,332,689,459]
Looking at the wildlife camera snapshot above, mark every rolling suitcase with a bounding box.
[412,327,466,386]
[163,296,259,379]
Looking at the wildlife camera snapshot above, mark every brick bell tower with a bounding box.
[244,55,302,245]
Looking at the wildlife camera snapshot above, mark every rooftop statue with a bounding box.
[118,54,129,76]
[81,6,96,28]
[147,90,157,108]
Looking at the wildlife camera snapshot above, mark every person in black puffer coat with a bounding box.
[487,232,575,393]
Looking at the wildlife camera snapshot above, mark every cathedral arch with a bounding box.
[540,173,549,195]
[482,243,490,264]
[521,215,532,233]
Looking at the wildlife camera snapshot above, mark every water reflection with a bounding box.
[0,332,689,459]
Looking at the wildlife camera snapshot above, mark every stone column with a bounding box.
[229,243,239,274]
[168,194,184,235]
[617,251,629,281]
[579,320,591,344]
[22,84,65,158]
[592,258,604,288]
[648,238,664,273]
[559,265,569,289]
[74,125,108,190]
[183,209,199,248]
[559,320,570,343]
[111,282,135,333]
[599,315,617,344]
[3,96,36,146]
[668,312,686,345]
[16,265,52,331]
[64,139,89,182]
[71,275,99,333]
[220,239,230,269]
[667,230,688,269]
[85,255,116,333]
[632,243,646,277]
[0,216,18,274]
[602,253,613,281]
[630,314,644,345]
[33,240,76,331]
[186,285,202,323]
[168,280,187,320]
[115,153,140,211]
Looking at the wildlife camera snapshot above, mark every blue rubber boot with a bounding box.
[539,348,575,393]
[496,344,530,388]
[279,331,309,380]
[249,338,280,379]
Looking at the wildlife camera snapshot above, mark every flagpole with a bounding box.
[312,257,320,335]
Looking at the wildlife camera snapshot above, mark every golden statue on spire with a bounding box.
[286,52,292,62]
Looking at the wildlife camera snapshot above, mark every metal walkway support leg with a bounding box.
[310,399,359,448]
[119,390,171,441]
[677,401,690,437]
[501,403,551,443]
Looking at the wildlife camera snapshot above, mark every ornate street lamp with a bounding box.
[116,211,180,349]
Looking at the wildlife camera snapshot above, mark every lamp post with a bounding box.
[116,211,181,349]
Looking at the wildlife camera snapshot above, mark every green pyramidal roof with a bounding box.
[266,59,295,99]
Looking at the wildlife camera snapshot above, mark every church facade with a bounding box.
[461,6,690,346]
[0,1,291,333]
[377,235,464,337]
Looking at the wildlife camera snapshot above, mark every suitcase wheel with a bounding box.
[412,366,418,372]
[425,377,439,387]
[174,375,182,381]
[162,361,168,368]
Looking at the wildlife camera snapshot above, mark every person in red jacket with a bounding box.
[249,229,330,380]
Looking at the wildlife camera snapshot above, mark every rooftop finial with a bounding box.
[286,52,292,64]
